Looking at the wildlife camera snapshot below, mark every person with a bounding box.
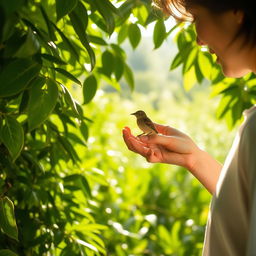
[122,0,256,255]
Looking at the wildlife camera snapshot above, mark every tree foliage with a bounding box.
[0,0,255,255]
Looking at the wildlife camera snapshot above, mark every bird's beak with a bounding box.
[130,112,136,115]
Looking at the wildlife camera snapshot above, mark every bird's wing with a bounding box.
[143,117,158,133]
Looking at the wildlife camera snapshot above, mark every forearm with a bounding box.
[123,127,223,194]
[188,149,223,194]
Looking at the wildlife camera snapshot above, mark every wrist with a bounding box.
[187,148,223,194]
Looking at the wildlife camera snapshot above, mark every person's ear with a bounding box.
[233,10,244,24]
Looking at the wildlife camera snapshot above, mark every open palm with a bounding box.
[122,123,200,169]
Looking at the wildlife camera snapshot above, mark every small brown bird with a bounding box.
[131,110,158,136]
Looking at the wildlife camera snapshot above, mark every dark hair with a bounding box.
[154,0,256,45]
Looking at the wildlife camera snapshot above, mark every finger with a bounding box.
[122,126,132,136]
[123,126,141,141]
[147,143,187,166]
[123,127,149,147]
[129,136,151,156]
[153,123,184,136]
[153,123,169,134]
[142,134,190,154]
[122,128,149,153]
[145,145,162,163]
[122,128,136,152]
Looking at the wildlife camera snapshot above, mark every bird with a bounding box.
[131,110,158,136]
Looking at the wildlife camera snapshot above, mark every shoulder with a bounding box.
[238,105,256,175]
[237,106,256,195]
[236,105,256,164]
[240,105,256,139]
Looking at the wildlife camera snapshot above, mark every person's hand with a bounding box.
[122,123,201,170]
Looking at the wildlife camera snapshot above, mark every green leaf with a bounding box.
[83,75,97,104]
[230,100,243,127]
[153,19,166,49]
[41,54,67,65]
[56,0,78,21]
[61,84,80,117]
[80,121,89,141]
[0,116,24,161]
[176,31,188,51]
[194,60,204,83]
[93,0,117,35]
[222,96,242,130]
[210,81,235,97]
[128,23,141,49]
[124,63,134,91]
[89,12,108,33]
[0,197,18,241]
[114,56,124,81]
[102,75,121,91]
[247,78,256,88]
[183,47,198,73]
[64,174,91,198]
[88,35,107,46]
[19,90,29,113]
[40,5,57,41]
[58,136,80,163]
[28,78,59,131]
[70,1,88,31]
[210,65,222,82]
[118,24,128,44]
[28,75,46,91]
[15,29,40,57]
[79,176,92,198]
[0,59,41,97]
[67,132,86,146]
[158,225,172,245]
[170,52,182,70]
[69,4,95,70]
[183,66,197,91]
[52,22,80,61]
[111,43,126,58]
[0,0,25,16]
[198,51,213,80]
[0,249,18,256]
[55,68,81,86]
[133,5,148,26]
[216,88,239,119]
[118,0,134,16]
[1,14,18,42]
[170,221,181,247]
[101,50,115,77]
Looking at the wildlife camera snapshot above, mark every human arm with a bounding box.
[122,123,222,194]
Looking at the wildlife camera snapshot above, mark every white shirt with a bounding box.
[203,105,256,256]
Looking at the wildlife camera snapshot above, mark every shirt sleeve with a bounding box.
[238,113,256,256]
[246,185,256,255]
